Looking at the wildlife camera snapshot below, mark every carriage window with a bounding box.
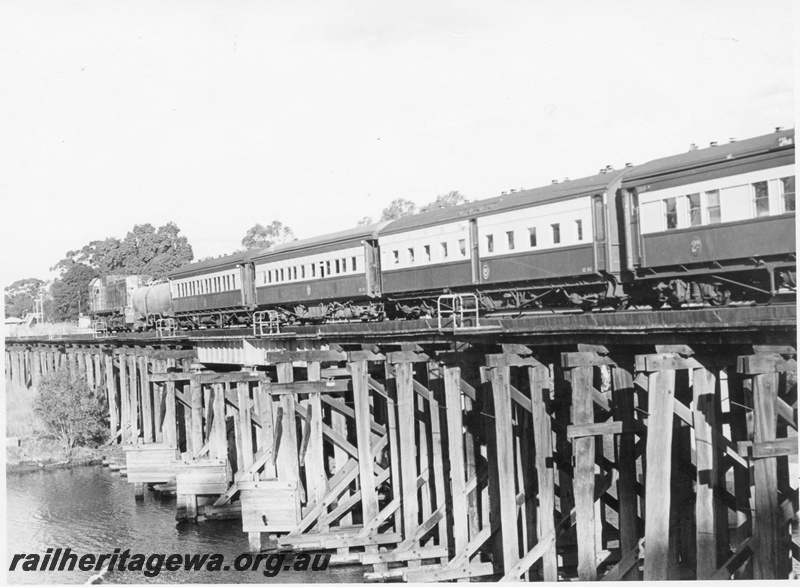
[233,274,237,288]
[705,190,721,224]
[528,227,537,247]
[507,231,515,250]
[408,248,415,263]
[782,176,795,212]
[311,263,316,277]
[486,234,494,253]
[458,239,466,257]
[753,181,769,217]
[267,271,272,284]
[551,223,561,244]
[301,265,305,279]
[575,220,583,241]
[341,258,347,273]
[335,259,340,274]
[392,250,399,265]
[326,261,331,276]
[664,198,678,229]
[352,256,357,271]
[424,245,431,261]
[441,242,448,258]
[687,193,701,226]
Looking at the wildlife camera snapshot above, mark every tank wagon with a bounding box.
[90,128,795,330]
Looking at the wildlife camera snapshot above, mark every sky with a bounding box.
[0,0,795,286]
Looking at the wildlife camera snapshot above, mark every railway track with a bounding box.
[8,302,795,346]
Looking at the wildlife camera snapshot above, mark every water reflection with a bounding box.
[7,467,364,584]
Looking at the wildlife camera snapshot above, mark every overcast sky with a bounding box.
[1,0,794,285]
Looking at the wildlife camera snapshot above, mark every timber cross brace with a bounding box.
[6,338,798,581]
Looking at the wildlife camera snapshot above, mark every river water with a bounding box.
[7,466,365,584]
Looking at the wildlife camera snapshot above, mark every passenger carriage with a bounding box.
[168,251,256,329]
[379,170,626,315]
[619,129,795,306]
[251,223,388,323]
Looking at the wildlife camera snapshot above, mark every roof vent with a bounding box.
[605,165,613,172]
[689,143,698,151]
[709,141,718,147]
[501,191,507,195]
[510,189,516,193]
[551,179,559,184]
[599,168,607,174]
[625,162,633,168]
[729,137,737,143]
[776,126,786,133]
[563,177,570,182]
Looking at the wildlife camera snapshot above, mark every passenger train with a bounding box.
[89,128,796,331]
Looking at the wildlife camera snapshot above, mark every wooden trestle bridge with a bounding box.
[5,304,798,581]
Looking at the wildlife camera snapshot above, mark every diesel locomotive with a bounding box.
[89,128,795,330]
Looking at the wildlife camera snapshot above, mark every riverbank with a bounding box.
[6,437,106,475]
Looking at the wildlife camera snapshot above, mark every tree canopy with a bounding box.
[375,191,466,224]
[4,278,46,318]
[34,368,108,453]
[241,221,296,250]
[380,198,418,221]
[52,222,194,281]
[420,190,467,212]
[50,263,98,321]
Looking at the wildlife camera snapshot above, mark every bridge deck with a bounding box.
[6,303,795,347]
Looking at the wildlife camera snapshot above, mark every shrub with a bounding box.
[33,368,108,453]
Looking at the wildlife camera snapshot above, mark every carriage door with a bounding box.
[592,195,607,272]
[364,240,382,297]
[469,218,481,284]
[240,262,256,308]
[627,190,642,269]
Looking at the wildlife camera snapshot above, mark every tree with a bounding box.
[34,368,107,453]
[4,278,46,318]
[356,216,374,227]
[51,237,126,277]
[421,190,467,212]
[380,198,418,221]
[52,222,194,280]
[50,263,98,321]
[118,222,194,279]
[241,221,296,250]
